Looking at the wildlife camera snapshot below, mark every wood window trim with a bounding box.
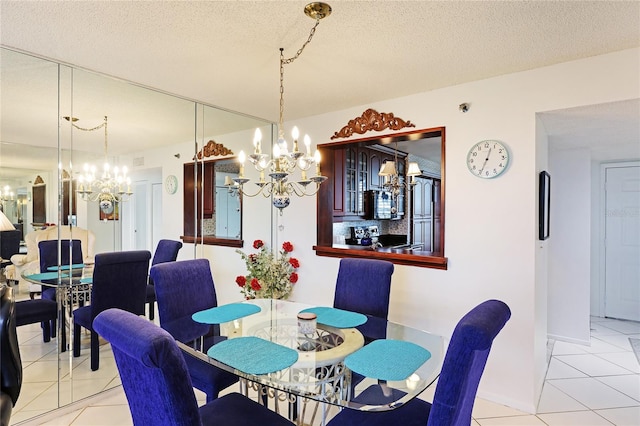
[315,126,448,270]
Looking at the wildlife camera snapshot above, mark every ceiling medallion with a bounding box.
[331,108,416,140]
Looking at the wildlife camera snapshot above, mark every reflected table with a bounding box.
[183,299,444,425]
[22,264,93,351]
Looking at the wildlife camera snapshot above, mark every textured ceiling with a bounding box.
[0,0,639,172]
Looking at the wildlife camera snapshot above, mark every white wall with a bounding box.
[131,47,639,413]
[547,148,591,344]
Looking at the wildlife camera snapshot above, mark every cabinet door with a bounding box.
[332,149,346,216]
[344,147,358,215]
[357,149,368,215]
[370,152,382,189]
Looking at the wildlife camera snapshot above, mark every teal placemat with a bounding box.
[47,263,84,271]
[192,303,261,324]
[26,272,69,281]
[207,336,298,375]
[345,339,431,381]
[79,277,92,284]
[300,306,367,328]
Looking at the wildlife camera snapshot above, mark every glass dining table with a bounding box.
[21,264,93,350]
[179,298,444,426]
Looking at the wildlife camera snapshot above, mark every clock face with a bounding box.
[466,140,509,178]
[165,175,178,194]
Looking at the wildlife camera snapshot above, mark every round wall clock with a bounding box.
[466,140,510,178]
[165,174,178,194]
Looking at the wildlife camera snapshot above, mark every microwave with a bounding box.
[364,190,394,219]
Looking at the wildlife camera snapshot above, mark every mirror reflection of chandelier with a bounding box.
[379,142,422,210]
[227,2,331,213]
[0,185,15,202]
[69,116,133,214]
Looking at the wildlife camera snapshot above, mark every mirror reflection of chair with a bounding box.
[38,239,84,302]
[73,250,151,371]
[0,229,21,277]
[145,239,183,320]
[150,258,238,403]
[93,308,293,426]
[15,298,57,343]
[327,299,511,426]
[0,285,22,426]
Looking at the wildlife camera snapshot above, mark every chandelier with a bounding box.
[379,142,422,212]
[68,116,133,214]
[1,185,14,202]
[227,2,331,213]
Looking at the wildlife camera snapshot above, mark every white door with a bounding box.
[134,181,148,251]
[605,164,640,321]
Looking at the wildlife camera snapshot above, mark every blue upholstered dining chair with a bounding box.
[93,308,293,426]
[150,258,238,403]
[145,239,182,320]
[73,250,151,371]
[333,258,394,319]
[327,299,511,426]
[39,239,84,302]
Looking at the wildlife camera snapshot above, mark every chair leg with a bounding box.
[148,301,155,321]
[41,320,51,343]
[90,331,100,371]
[73,323,81,357]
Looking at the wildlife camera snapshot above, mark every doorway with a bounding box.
[603,162,640,321]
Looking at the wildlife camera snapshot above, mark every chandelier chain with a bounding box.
[70,116,109,159]
[279,17,321,135]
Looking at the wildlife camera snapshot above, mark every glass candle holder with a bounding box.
[297,312,317,336]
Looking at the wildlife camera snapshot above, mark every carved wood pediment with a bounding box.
[331,108,415,140]
[195,140,234,160]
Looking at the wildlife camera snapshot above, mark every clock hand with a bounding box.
[479,148,492,174]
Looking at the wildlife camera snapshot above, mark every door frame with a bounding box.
[597,160,640,318]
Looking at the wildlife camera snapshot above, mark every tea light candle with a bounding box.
[297,312,317,336]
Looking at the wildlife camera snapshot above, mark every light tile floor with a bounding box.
[11,316,640,425]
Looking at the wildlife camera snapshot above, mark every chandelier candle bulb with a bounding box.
[253,128,262,154]
[238,151,246,178]
[314,150,321,175]
[304,135,311,154]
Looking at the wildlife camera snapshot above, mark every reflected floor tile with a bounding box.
[555,354,633,377]
[545,358,588,379]
[476,415,546,425]
[537,381,587,413]
[536,410,614,425]
[472,397,530,419]
[595,406,640,426]
[70,405,132,425]
[595,375,640,402]
[549,377,639,410]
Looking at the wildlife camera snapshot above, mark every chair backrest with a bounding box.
[150,258,218,342]
[38,239,83,271]
[93,308,202,426]
[0,230,21,261]
[333,258,394,319]
[0,285,22,406]
[151,239,183,266]
[427,299,511,426]
[91,250,151,319]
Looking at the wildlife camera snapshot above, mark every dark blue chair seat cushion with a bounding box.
[14,299,57,326]
[198,392,292,425]
[73,305,92,330]
[328,395,430,426]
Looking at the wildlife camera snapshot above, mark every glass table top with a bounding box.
[180,298,444,412]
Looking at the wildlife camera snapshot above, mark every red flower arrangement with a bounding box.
[235,240,300,299]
